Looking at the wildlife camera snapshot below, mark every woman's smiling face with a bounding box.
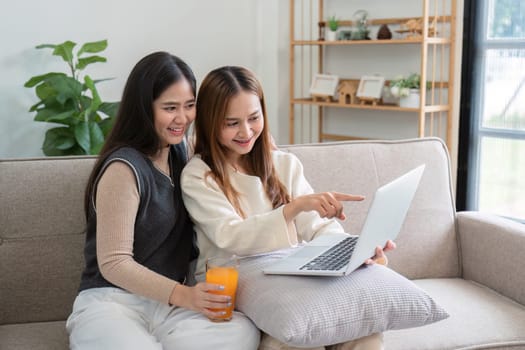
[152,78,196,147]
[219,91,264,161]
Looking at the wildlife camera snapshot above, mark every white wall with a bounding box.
[0,0,289,158]
[0,0,462,167]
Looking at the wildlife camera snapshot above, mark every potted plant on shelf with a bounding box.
[326,15,339,41]
[351,9,370,40]
[389,73,427,108]
[24,40,119,156]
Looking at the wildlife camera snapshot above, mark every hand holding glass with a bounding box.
[205,256,239,322]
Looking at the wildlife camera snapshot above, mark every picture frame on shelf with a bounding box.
[310,74,339,101]
[356,75,385,100]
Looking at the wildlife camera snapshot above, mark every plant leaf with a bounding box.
[24,72,66,88]
[46,75,83,106]
[51,41,76,65]
[30,96,62,112]
[29,101,44,112]
[35,82,56,100]
[38,98,76,116]
[77,40,108,56]
[99,101,120,118]
[93,78,115,84]
[79,95,94,112]
[45,110,77,124]
[42,127,76,156]
[35,44,57,50]
[74,120,105,154]
[77,55,107,70]
[98,116,116,136]
[84,76,102,117]
[74,121,90,153]
[34,108,76,125]
[34,108,57,122]
[27,75,81,114]
[89,122,105,154]
[91,112,103,123]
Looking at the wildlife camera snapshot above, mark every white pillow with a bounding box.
[235,249,449,347]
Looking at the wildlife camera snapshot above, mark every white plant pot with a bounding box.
[399,89,420,108]
[326,30,337,41]
[381,86,399,105]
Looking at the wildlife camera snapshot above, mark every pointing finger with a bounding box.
[332,192,365,202]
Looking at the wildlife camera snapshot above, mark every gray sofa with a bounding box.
[1,137,525,350]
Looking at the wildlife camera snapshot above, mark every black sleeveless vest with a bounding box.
[79,144,198,292]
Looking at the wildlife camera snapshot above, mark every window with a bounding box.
[458,0,525,222]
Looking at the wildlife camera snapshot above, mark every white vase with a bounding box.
[399,89,420,108]
[326,30,337,41]
[381,86,399,105]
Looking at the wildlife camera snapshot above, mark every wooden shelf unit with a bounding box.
[288,0,457,150]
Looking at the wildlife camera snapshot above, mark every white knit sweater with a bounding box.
[181,150,344,276]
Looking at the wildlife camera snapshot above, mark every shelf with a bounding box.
[318,15,452,28]
[292,38,450,46]
[289,0,456,150]
[292,98,450,113]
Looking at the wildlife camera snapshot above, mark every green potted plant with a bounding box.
[326,15,339,41]
[24,40,119,156]
[389,73,428,108]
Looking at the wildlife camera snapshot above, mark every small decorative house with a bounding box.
[337,80,359,105]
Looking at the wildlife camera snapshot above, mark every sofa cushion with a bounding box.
[236,250,449,348]
[282,138,459,280]
[0,156,95,324]
[0,321,68,350]
[384,278,525,350]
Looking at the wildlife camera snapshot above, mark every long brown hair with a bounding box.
[194,66,289,217]
[84,52,196,216]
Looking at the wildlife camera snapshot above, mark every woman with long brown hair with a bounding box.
[182,65,394,350]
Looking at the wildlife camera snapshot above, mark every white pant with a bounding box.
[66,287,260,350]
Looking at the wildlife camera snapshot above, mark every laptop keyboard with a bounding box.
[299,236,358,271]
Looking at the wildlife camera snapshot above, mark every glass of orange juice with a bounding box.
[205,256,239,322]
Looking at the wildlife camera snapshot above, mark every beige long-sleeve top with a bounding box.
[181,150,344,276]
[95,162,178,303]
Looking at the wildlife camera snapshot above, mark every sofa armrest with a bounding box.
[457,211,525,305]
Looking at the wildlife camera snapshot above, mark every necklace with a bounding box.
[151,153,173,186]
[231,162,245,173]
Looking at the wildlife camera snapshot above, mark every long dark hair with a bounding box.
[194,66,289,217]
[84,52,196,216]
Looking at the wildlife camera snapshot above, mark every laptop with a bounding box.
[263,164,425,277]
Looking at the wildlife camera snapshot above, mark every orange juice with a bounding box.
[205,262,239,321]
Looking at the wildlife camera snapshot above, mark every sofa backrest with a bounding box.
[281,137,460,280]
[0,156,96,325]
